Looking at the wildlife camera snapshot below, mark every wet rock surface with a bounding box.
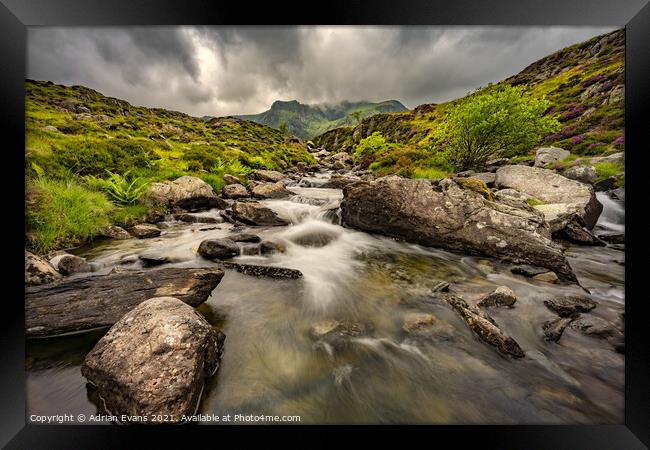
[25,268,224,337]
[341,176,576,280]
[82,297,225,423]
[543,295,598,317]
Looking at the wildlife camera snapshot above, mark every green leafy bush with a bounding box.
[445,84,560,170]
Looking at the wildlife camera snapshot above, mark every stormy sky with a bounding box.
[27,26,617,117]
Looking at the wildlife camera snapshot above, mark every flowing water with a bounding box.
[26,173,625,424]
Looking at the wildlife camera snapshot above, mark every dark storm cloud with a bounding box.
[27,26,617,117]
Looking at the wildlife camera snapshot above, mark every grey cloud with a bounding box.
[27,26,617,117]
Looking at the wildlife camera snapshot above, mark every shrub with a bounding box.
[354,132,398,162]
[445,84,560,170]
[26,177,113,252]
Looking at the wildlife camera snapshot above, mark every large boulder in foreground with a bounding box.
[25,251,61,286]
[251,169,285,183]
[495,165,602,229]
[82,297,225,423]
[25,267,224,337]
[148,176,226,211]
[341,176,576,280]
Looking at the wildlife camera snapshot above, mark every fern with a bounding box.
[94,170,150,205]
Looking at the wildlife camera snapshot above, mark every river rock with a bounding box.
[563,165,597,184]
[309,319,373,350]
[219,262,302,279]
[145,209,166,224]
[543,295,597,317]
[25,267,224,337]
[554,222,604,246]
[477,286,517,307]
[231,201,289,226]
[542,316,575,342]
[251,181,293,199]
[402,312,455,340]
[260,240,287,254]
[223,174,241,185]
[130,224,161,239]
[251,169,285,183]
[511,264,550,277]
[49,253,92,275]
[320,174,362,189]
[228,233,261,243]
[444,295,524,358]
[138,254,169,267]
[197,239,240,260]
[25,251,61,286]
[221,183,249,199]
[148,176,225,211]
[340,176,576,281]
[174,213,222,224]
[533,271,560,284]
[594,174,624,192]
[81,297,225,423]
[609,188,625,202]
[569,315,624,353]
[599,233,625,245]
[101,225,132,240]
[534,146,570,167]
[495,165,602,229]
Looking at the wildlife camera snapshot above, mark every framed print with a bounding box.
[2,0,649,447]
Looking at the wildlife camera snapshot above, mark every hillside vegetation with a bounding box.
[313,29,625,177]
[236,99,408,139]
[25,80,314,251]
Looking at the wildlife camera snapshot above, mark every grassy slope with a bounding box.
[237,99,408,139]
[25,80,315,252]
[312,29,625,178]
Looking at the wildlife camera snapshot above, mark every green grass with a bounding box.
[26,177,113,252]
[109,204,149,228]
[594,161,625,181]
[412,167,448,179]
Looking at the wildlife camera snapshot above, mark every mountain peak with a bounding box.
[237,99,408,139]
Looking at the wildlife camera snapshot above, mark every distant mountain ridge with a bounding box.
[232,99,408,139]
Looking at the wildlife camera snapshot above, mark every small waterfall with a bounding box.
[596,192,625,233]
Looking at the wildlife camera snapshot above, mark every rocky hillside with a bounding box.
[313,29,625,177]
[24,80,315,252]
[25,80,314,182]
[236,99,408,139]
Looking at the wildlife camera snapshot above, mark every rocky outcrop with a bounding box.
[477,286,517,307]
[231,201,289,226]
[250,181,293,199]
[148,176,225,211]
[534,146,570,167]
[221,184,249,199]
[129,224,161,239]
[444,295,524,358]
[340,176,576,281]
[25,251,61,286]
[251,169,285,183]
[81,297,225,423]
[197,239,240,260]
[49,253,92,275]
[495,165,602,229]
[25,268,224,337]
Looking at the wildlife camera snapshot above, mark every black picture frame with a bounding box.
[2,0,648,447]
